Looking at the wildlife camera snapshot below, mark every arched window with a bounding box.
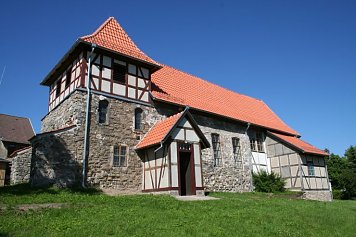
[134,108,143,130]
[98,100,109,124]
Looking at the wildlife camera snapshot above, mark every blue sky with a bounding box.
[0,0,355,156]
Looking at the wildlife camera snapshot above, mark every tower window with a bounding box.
[65,67,72,88]
[113,63,126,84]
[98,100,109,124]
[56,79,61,97]
[134,108,143,130]
[307,161,315,176]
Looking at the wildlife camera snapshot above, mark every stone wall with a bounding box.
[10,147,32,185]
[31,126,83,187]
[302,190,333,202]
[0,141,8,158]
[85,93,163,191]
[41,90,86,133]
[192,113,252,192]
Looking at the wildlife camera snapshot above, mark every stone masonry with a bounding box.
[10,147,32,185]
[193,113,253,193]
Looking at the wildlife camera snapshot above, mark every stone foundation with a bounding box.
[10,147,32,185]
[302,190,333,201]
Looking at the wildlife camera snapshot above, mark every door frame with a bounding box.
[177,142,196,196]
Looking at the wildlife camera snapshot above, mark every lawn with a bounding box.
[0,184,355,237]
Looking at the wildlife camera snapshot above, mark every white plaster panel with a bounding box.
[141,92,149,102]
[309,178,316,189]
[291,166,299,177]
[322,178,328,189]
[102,56,111,67]
[76,67,80,78]
[294,177,301,188]
[186,130,199,142]
[128,87,136,99]
[171,164,178,187]
[314,166,321,177]
[193,143,200,165]
[138,78,146,88]
[159,166,169,188]
[289,153,299,165]
[156,157,162,167]
[319,167,326,177]
[195,166,202,187]
[170,142,177,163]
[102,68,111,79]
[102,80,111,93]
[280,155,289,166]
[113,83,126,96]
[285,178,291,188]
[271,157,279,168]
[92,65,100,76]
[172,128,185,140]
[316,178,322,189]
[91,78,99,89]
[128,75,136,86]
[144,171,153,190]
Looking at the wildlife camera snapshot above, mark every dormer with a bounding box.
[41,17,161,112]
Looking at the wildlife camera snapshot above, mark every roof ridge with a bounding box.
[80,16,115,40]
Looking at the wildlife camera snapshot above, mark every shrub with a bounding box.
[252,171,286,193]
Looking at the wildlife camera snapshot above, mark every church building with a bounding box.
[30,17,331,201]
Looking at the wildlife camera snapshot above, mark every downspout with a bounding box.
[82,44,96,188]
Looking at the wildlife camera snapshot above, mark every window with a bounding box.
[256,132,264,152]
[134,108,143,130]
[212,133,221,166]
[250,137,256,152]
[232,137,241,163]
[307,161,315,176]
[65,68,72,88]
[113,145,127,167]
[98,100,109,124]
[113,63,126,84]
[249,131,265,153]
[56,79,61,97]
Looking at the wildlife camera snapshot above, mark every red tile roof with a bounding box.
[152,65,298,135]
[269,132,328,156]
[81,17,159,66]
[0,114,35,144]
[136,112,184,150]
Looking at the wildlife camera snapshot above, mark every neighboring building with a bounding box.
[30,17,331,200]
[0,114,35,186]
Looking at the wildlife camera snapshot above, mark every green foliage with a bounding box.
[252,171,286,193]
[326,145,356,199]
[1,186,356,237]
[332,189,343,200]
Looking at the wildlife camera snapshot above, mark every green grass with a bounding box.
[0,184,355,237]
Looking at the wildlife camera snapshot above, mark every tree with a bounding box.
[345,146,356,168]
[326,153,347,189]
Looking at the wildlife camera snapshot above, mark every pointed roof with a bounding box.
[268,132,328,156]
[136,108,210,150]
[151,65,298,136]
[81,17,159,66]
[0,114,35,144]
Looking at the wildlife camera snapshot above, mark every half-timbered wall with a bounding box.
[266,135,329,191]
[142,118,203,194]
[48,53,85,111]
[84,52,151,103]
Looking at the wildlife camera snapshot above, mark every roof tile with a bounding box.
[152,65,298,135]
[136,112,184,149]
[0,114,35,144]
[81,17,159,66]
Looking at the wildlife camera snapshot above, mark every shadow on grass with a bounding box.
[0,183,102,196]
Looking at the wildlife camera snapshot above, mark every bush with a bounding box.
[332,189,343,200]
[252,171,286,193]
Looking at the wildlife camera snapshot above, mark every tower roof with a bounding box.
[81,17,159,66]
